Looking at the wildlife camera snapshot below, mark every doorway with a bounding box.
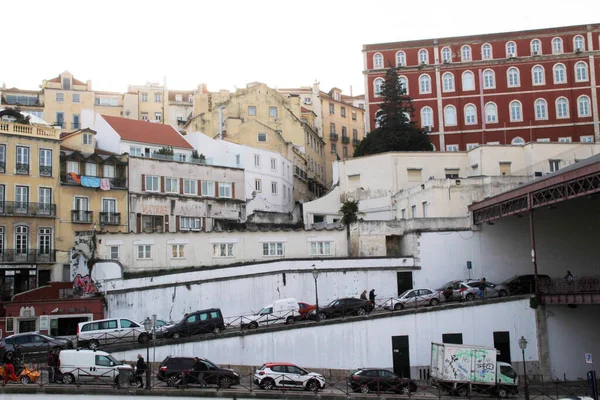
[494,331,512,363]
[397,272,413,296]
[50,316,91,337]
[18,319,36,333]
[392,335,411,378]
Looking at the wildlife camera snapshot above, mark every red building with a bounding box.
[363,24,600,151]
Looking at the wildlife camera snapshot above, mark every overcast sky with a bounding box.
[3,0,599,96]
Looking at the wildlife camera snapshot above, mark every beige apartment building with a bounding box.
[123,81,168,124]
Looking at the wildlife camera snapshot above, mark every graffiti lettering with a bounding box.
[142,205,168,215]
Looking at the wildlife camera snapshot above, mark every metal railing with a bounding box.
[329,133,339,141]
[341,136,350,144]
[61,174,127,189]
[0,201,56,217]
[100,212,121,225]
[72,210,93,223]
[15,163,29,174]
[352,138,360,146]
[0,249,56,263]
[39,165,52,177]
[539,276,600,294]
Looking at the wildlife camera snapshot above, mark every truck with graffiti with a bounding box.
[430,342,519,398]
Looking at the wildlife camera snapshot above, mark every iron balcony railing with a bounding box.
[100,212,121,225]
[16,163,29,175]
[39,165,52,177]
[72,210,93,223]
[61,174,127,189]
[0,201,56,217]
[352,138,361,146]
[0,249,56,263]
[342,136,350,144]
[329,133,339,141]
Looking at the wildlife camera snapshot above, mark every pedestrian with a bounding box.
[360,290,367,300]
[565,271,573,282]
[47,350,56,383]
[478,278,487,299]
[369,289,376,308]
[3,358,18,384]
[135,353,147,388]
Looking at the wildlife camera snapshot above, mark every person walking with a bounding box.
[565,271,574,292]
[369,289,376,309]
[478,278,487,299]
[47,350,56,383]
[3,357,18,384]
[135,354,147,388]
[360,290,368,300]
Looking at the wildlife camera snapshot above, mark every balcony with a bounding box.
[16,163,29,175]
[0,249,56,263]
[329,133,339,141]
[294,166,308,181]
[61,174,127,189]
[39,165,52,177]
[353,138,361,146]
[72,210,93,223]
[0,201,56,217]
[54,121,66,129]
[342,136,350,144]
[100,212,121,225]
[0,121,60,140]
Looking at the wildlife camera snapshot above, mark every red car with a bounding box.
[298,302,317,320]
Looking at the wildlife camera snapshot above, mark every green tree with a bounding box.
[156,146,174,156]
[339,198,361,226]
[354,67,432,157]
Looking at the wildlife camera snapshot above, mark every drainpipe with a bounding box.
[218,106,225,140]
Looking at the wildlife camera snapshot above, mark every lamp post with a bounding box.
[143,317,152,390]
[519,336,529,400]
[312,268,320,322]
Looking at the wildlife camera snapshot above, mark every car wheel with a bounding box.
[172,332,181,339]
[138,333,149,344]
[318,313,327,321]
[5,351,14,360]
[213,327,221,334]
[400,385,411,395]
[430,298,440,306]
[465,293,475,301]
[394,303,404,311]
[457,386,469,397]
[248,321,259,330]
[499,289,508,297]
[356,307,367,316]
[63,373,75,385]
[219,377,232,388]
[306,379,320,391]
[286,316,295,325]
[260,378,275,390]
[498,387,508,398]
[360,384,370,394]
[20,375,30,385]
[167,374,180,387]
[88,339,100,350]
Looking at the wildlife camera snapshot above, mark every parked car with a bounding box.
[0,332,73,359]
[139,319,172,329]
[160,309,224,339]
[349,368,418,394]
[436,279,469,302]
[157,356,240,388]
[254,362,326,391]
[383,288,443,310]
[316,298,373,320]
[460,280,508,300]
[501,274,551,295]
[243,298,299,329]
[298,302,317,320]
[59,349,132,385]
[78,318,148,350]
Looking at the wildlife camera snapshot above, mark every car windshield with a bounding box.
[397,290,411,299]
[438,281,458,290]
[258,307,273,315]
[327,300,339,307]
[107,355,122,365]
[202,359,218,369]
[39,334,56,341]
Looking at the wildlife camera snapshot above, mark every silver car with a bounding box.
[460,280,509,301]
[384,288,443,311]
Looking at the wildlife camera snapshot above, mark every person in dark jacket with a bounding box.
[369,289,376,308]
[47,351,56,383]
[478,278,487,299]
[135,354,147,388]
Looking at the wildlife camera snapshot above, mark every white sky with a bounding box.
[3,0,599,95]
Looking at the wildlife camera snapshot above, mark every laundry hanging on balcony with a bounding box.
[81,176,101,188]
[100,178,111,191]
[68,172,81,184]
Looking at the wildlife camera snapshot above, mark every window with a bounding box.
[82,133,93,145]
[343,147,348,157]
[485,103,498,123]
[462,71,475,91]
[534,99,548,120]
[72,93,80,103]
[219,182,232,198]
[213,243,234,257]
[374,78,384,97]
[510,101,522,121]
[574,35,585,52]
[578,96,591,116]
[467,143,479,151]
[0,145,4,172]
[464,104,477,125]
[530,39,541,55]
[154,92,162,102]
[373,53,383,68]
[461,45,472,61]
[549,160,560,173]
[270,158,276,171]
[269,107,277,117]
[145,175,159,191]
[351,110,357,121]
[581,136,594,143]
[202,180,216,196]
[141,112,149,121]
[15,225,28,254]
[248,105,256,116]
[395,51,406,66]
[329,103,334,114]
[257,132,267,142]
[532,65,545,85]
[553,64,566,83]
[418,49,428,64]
[444,106,457,126]
[255,179,262,192]
[39,149,52,176]
[575,62,588,82]
[507,67,520,87]
[398,76,408,94]
[171,244,185,258]
[253,154,261,168]
[142,215,163,232]
[137,245,151,259]
[39,188,51,213]
[556,98,569,119]
[37,228,51,256]
[331,143,337,154]
[180,217,202,231]
[154,112,162,122]
[482,43,493,59]
[483,69,495,89]
[419,74,431,94]
[511,137,525,145]
[401,209,406,219]
[340,106,346,118]
[67,160,79,174]
[552,37,563,54]
[411,205,417,217]
[263,242,284,256]
[129,146,142,157]
[310,241,332,256]
[506,41,517,57]
[445,168,459,179]
[109,246,119,259]
[558,137,572,143]
[85,162,97,176]
[62,77,71,90]
[141,92,148,102]
[446,144,459,152]
[56,93,64,102]
[183,179,197,195]
[95,97,119,106]
[441,47,451,63]
[442,72,454,92]
[271,181,278,195]
[16,146,29,174]
[421,107,433,128]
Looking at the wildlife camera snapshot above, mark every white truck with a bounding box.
[430,342,519,398]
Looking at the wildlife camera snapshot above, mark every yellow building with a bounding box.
[0,109,61,298]
[41,71,95,131]
[123,82,168,124]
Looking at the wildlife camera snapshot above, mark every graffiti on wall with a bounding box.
[71,231,99,296]
[74,274,97,295]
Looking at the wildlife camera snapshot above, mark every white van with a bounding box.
[59,349,132,385]
[78,317,149,349]
[244,298,299,329]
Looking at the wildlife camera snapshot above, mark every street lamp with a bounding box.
[312,268,320,322]
[143,317,152,390]
[519,336,529,400]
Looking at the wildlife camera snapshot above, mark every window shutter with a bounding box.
[232,182,235,198]
[136,213,142,232]
[202,217,206,232]
[141,174,146,191]
[215,181,219,197]
[164,215,170,232]
[161,177,165,192]
[180,178,184,194]
[176,215,180,231]
[198,180,202,196]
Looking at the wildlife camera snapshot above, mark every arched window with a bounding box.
[532,65,545,85]
[573,35,585,52]
[418,49,429,64]
[421,107,433,128]
[373,53,384,69]
[444,105,457,126]
[419,74,431,94]
[464,104,477,125]
[510,101,522,121]
[442,72,455,92]
[506,41,517,57]
[462,71,475,91]
[530,39,541,55]
[395,51,406,67]
[534,98,548,120]
[485,102,498,123]
[507,67,520,87]
[441,47,452,63]
[553,63,566,84]
[511,137,525,145]
[578,95,591,116]
[461,45,472,61]
[483,69,495,89]
[556,97,569,119]
[374,78,384,97]
[552,37,563,54]
[575,62,589,82]
[482,43,493,60]
[15,225,28,255]
[398,76,409,94]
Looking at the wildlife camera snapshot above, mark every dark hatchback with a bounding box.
[0,332,73,359]
[502,274,551,295]
[317,298,373,320]
[349,368,417,394]
[157,356,240,388]
[160,308,225,339]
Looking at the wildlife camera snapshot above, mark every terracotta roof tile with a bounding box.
[101,115,193,149]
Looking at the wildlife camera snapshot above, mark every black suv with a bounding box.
[349,368,417,394]
[0,333,73,360]
[157,356,240,388]
[318,298,373,320]
[161,308,225,339]
[502,274,551,295]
